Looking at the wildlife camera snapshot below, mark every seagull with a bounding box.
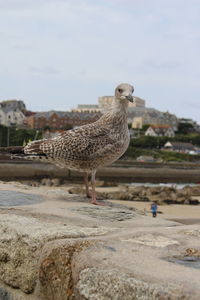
[0,83,134,205]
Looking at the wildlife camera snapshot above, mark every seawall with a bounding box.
[0,160,200,183]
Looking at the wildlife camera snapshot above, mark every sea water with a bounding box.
[0,190,42,206]
[129,183,198,189]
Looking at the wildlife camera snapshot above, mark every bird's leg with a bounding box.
[83,172,92,198]
[90,170,105,205]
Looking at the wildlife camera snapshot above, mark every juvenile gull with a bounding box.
[1,83,134,205]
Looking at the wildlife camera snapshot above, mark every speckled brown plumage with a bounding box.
[24,83,134,204]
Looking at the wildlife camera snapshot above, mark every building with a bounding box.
[0,100,26,127]
[98,96,145,109]
[130,107,178,131]
[164,141,195,153]
[178,118,200,132]
[145,125,175,137]
[0,100,26,111]
[26,111,102,129]
[71,104,100,113]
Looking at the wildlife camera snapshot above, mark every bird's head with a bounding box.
[115,83,134,103]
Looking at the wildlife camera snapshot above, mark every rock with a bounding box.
[185,248,200,257]
[67,184,199,205]
[39,239,96,300]
[188,198,199,205]
[183,186,200,196]
[0,214,111,295]
[76,268,193,300]
[185,230,200,237]
[68,186,85,195]
[71,206,136,221]
[41,178,52,186]
[94,180,105,187]
[122,234,179,247]
[51,178,61,186]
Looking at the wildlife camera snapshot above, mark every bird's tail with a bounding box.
[0,144,47,161]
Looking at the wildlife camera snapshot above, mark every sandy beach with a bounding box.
[110,199,200,223]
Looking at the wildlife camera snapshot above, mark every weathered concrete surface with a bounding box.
[0,181,200,299]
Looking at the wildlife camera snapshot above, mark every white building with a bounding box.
[71,104,100,112]
[0,100,26,127]
[0,105,6,125]
[98,96,145,109]
[145,125,175,137]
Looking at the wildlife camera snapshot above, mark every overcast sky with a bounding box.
[0,0,200,123]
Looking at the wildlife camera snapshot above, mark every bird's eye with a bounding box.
[118,89,123,93]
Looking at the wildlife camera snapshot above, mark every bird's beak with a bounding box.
[126,94,134,102]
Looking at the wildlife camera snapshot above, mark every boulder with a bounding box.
[183,185,200,196]
[51,178,61,186]
[0,214,111,296]
[41,178,52,186]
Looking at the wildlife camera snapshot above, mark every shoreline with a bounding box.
[1,181,200,221]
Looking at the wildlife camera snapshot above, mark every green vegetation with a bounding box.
[124,146,200,162]
[123,132,200,162]
[177,122,196,134]
[130,136,168,149]
[129,134,200,149]
[0,125,42,147]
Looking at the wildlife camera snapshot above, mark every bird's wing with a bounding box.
[24,124,115,161]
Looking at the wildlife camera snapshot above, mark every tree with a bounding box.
[141,124,150,132]
[177,123,195,134]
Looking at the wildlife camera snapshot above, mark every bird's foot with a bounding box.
[91,201,105,206]
[91,199,106,206]
[91,201,106,206]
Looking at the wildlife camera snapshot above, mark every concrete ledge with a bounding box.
[0,162,200,183]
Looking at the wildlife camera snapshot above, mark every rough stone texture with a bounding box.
[0,214,111,294]
[1,182,200,299]
[71,206,136,221]
[121,233,179,247]
[184,248,200,257]
[103,185,199,205]
[76,268,194,300]
[184,229,200,237]
[38,239,97,300]
[69,185,200,205]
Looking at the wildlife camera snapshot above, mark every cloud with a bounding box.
[28,66,61,76]
[0,0,200,123]
[0,0,49,11]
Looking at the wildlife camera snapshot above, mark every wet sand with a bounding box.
[110,198,200,224]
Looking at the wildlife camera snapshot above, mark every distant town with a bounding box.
[1,95,199,133]
[0,95,200,160]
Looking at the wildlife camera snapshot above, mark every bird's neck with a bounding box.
[100,97,129,129]
[111,97,129,114]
